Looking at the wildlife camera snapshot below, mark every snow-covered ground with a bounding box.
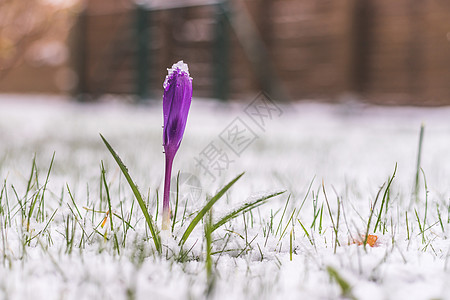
[0,94,449,300]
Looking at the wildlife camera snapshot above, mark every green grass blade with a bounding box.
[437,205,445,233]
[179,172,245,246]
[323,182,340,248]
[37,152,55,221]
[100,134,161,253]
[211,191,285,232]
[67,184,82,220]
[289,228,293,261]
[275,194,291,236]
[414,208,426,244]
[101,161,120,255]
[205,211,214,295]
[298,219,313,246]
[414,123,425,202]
[327,266,355,300]
[363,182,385,249]
[373,163,397,232]
[27,191,40,232]
[279,208,296,242]
[24,154,36,202]
[420,168,428,230]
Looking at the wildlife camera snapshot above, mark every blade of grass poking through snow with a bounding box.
[211,191,285,232]
[447,198,450,224]
[100,134,161,253]
[26,190,39,232]
[298,219,314,246]
[289,227,293,261]
[323,181,340,247]
[279,208,296,242]
[437,204,445,233]
[420,168,428,231]
[37,152,55,222]
[101,161,120,255]
[155,189,159,223]
[363,182,385,249]
[326,266,355,300]
[414,123,425,202]
[405,211,410,240]
[374,163,397,233]
[334,197,341,254]
[414,209,425,244]
[205,210,215,296]
[295,176,315,221]
[275,194,291,236]
[179,172,245,246]
[24,154,37,201]
[67,184,82,219]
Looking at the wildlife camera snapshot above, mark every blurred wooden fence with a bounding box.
[74,0,450,105]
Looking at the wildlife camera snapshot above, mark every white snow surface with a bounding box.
[0,94,449,300]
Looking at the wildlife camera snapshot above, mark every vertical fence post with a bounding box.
[408,0,424,100]
[350,0,371,95]
[258,0,273,96]
[135,5,149,101]
[74,9,88,101]
[213,1,230,101]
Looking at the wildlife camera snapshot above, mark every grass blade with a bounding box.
[414,123,425,202]
[298,219,313,246]
[275,194,291,236]
[363,182,385,249]
[67,184,82,220]
[179,172,245,246]
[373,163,397,232]
[37,152,55,221]
[327,266,355,300]
[100,134,161,253]
[289,228,293,261]
[205,211,215,296]
[101,161,120,255]
[24,154,37,201]
[211,191,285,232]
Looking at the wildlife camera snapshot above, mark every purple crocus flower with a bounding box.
[162,61,193,230]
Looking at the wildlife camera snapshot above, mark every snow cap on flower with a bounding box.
[163,60,193,158]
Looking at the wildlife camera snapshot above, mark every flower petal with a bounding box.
[162,61,193,157]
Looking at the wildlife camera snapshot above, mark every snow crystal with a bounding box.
[163,60,192,90]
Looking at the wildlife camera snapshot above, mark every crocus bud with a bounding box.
[163,61,193,159]
[162,61,193,230]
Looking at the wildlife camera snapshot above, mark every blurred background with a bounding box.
[1,0,450,105]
